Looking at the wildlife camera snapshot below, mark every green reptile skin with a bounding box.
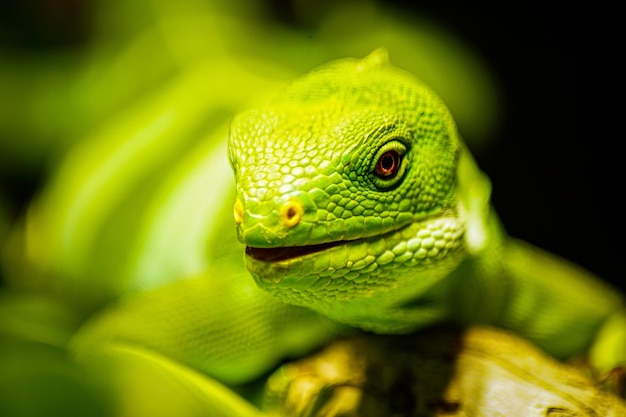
[228,49,626,367]
[35,50,623,415]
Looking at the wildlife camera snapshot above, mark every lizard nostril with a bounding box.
[233,198,244,225]
[279,198,303,227]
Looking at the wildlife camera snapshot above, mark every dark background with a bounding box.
[1,1,620,293]
[392,4,619,291]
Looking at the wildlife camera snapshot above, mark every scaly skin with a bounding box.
[228,49,626,370]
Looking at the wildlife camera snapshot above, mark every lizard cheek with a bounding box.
[279,198,304,228]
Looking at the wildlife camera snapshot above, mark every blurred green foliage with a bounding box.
[0,0,497,179]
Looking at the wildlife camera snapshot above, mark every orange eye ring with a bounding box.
[374,150,400,178]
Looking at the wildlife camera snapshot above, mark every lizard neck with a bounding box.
[446,210,512,327]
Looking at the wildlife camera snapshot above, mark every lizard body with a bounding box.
[5,50,625,416]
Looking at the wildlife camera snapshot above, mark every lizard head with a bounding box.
[228,49,482,332]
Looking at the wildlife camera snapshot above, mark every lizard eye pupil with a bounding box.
[375,151,400,178]
[369,139,407,189]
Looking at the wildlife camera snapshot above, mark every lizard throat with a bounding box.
[246,240,348,263]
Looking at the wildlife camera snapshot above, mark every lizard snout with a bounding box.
[232,194,309,247]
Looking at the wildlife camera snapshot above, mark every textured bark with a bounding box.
[265,326,626,417]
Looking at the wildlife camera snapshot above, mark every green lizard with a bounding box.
[227,48,626,374]
[7,49,625,416]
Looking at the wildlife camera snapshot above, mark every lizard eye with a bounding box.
[371,140,407,189]
[374,150,401,178]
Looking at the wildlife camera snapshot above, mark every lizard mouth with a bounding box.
[246,240,348,263]
[244,221,418,264]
